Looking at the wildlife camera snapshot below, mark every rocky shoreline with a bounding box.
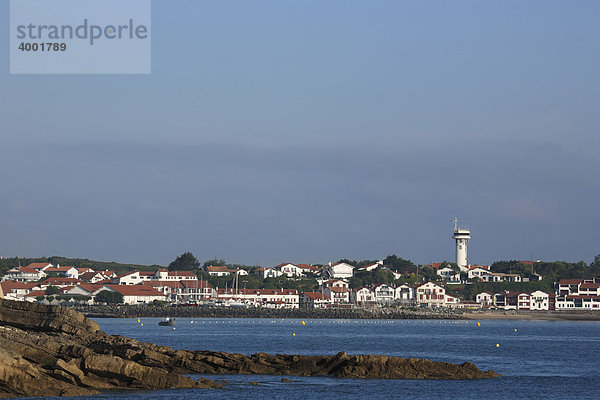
[74,304,465,320]
[0,299,498,398]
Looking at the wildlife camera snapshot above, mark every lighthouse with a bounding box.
[451,218,470,270]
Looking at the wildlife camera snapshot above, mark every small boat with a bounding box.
[158,317,175,326]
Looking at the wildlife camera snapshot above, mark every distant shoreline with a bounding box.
[463,310,600,321]
[74,305,600,322]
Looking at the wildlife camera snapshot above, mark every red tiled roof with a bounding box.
[43,277,82,285]
[16,266,39,274]
[26,290,46,297]
[580,283,600,289]
[559,279,582,285]
[70,283,104,293]
[0,280,38,292]
[205,266,230,273]
[564,295,600,300]
[274,263,296,269]
[297,264,319,270]
[79,271,102,281]
[25,263,52,270]
[303,292,328,300]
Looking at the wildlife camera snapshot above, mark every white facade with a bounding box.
[467,267,490,280]
[352,287,375,305]
[373,284,395,305]
[416,282,446,308]
[258,268,284,279]
[277,263,305,278]
[437,267,460,282]
[324,262,354,279]
[475,292,494,307]
[300,292,332,308]
[452,218,470,270]
[112,271,141,285]
[529,290,550,310]
[395,284,415,301]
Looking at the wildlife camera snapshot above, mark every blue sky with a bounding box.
[1,0,599,266]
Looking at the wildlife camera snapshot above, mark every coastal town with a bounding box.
[1,222,598,312]
[0,219,600,311]
[2,260,598,311]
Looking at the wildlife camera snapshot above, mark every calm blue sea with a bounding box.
[32,318,600,399]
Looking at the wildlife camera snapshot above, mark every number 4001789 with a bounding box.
[18,42,67,52]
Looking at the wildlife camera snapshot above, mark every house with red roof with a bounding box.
[42,277,82,288]
[323,285,350,305]
[274,263,305,278]
[143,281,183,302]
[415,282,448,308]
[481,272,522,283]
[475,291,494,307]
[64,284,105,297]
[96,284,166,304]
[0,280,41,301]
[359,261,383,272]
[3,265,48,282]
[300,292,332,308]
[204,266,232,277]
[78,271,109,283]
[180,280,214,303]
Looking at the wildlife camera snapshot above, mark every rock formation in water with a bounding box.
[0,299,499,397]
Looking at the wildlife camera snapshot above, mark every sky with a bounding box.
[1,0,599,267]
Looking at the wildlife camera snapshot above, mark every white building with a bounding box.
[373,284,395,306]
[415,282,447,308]
[451,218,471,270]
[96,284,167,304]
[323,262,354,279]
[467,266,490,280]
[360,261,383,272]
[395,284,415,302]
[437,266,460,282]
[475,291,494,307]
[351,287,375,306]
[529,290,552,310]
[300,292,332,308]
[480,272,522,283]
[275,263,305,278]
[256,268,284,280]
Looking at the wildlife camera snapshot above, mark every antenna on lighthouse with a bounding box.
[450,217,458,232]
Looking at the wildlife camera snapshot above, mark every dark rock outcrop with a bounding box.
[0,299,498,397]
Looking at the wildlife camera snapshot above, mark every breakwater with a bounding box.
[74,305,465,320]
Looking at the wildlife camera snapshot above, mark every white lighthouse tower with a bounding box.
[451,218,471,270]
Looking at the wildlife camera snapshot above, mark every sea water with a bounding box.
[32,318,600,399]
